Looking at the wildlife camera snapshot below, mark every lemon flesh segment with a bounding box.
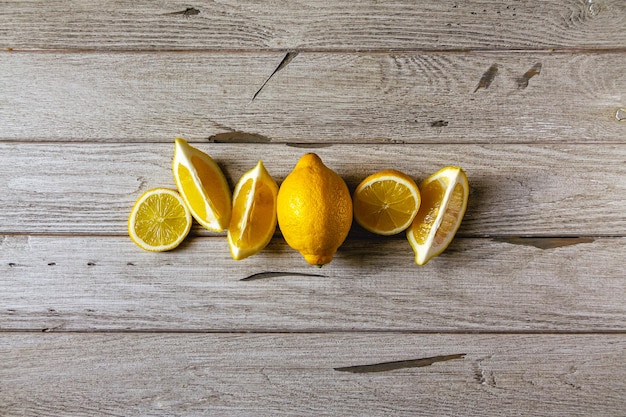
[353,170,421,236]
[172,138,232,232]
[128,188,192,252]
[407,166,469,265]
[227,160,278,260]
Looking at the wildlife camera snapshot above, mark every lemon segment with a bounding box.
[227,160,278,260]
[353,169,421,235]
[407,166,469,265]
[277,153,352,266]
[172,138,232,232]
[128,188,192,252]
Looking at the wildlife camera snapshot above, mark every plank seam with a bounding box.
[2,329,625,335]
[4,48,626,54]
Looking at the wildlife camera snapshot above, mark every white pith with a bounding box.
[408,167,467,265]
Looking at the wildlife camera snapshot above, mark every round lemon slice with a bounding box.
[407,166,469,265]
[353,169,421,235]
[128,188,192,252]
[172,138,232,232]
[227,160,278,260]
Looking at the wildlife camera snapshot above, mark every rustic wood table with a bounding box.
[1,1,625,415]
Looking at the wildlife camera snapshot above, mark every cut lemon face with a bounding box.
[227,160,278,260]
[407,166,469,265]
[128,188,192,252]
[353,169,421,235]
[172,138,232,232]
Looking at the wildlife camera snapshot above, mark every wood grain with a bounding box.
[1,333,624,416]
[1,236,624,332]
[2,2,625,414]
[1,143,625,236]
[1,52,624,143]
[1,0,625,51]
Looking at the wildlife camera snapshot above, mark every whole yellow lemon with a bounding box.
[277,153,352,266]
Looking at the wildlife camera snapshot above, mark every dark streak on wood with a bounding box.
[285,143,333,148]
[474,63,499,93]
[241,271,325,281]
[431,120,449,127]
[163,7,200,17]
[334,353,466,373]
[208,131,272,143]
[517,62,542,89]
[252,51,299,101]
[495,237,595,250]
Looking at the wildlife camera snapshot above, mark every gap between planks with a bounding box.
[4,48,626,54]
[2,329,626,335]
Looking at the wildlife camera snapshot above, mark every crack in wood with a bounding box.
[474,63,498,93]
[495,237,595,250]
[430,120,449,127]
[517,62,542,89]
[163,7,200,17]
[334,353,465,373]
[208,131,272,143]
[241,271,325,281]
[252,52,299,101]
[285,143,333,148]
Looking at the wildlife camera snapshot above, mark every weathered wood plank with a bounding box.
[1,143,625,236]
[1,333,624,416]
[1,236,624,331]
[1,0,625,51]
[1,52,624,142]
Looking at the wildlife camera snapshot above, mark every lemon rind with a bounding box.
[227,160,278,260]
[408,166,468,265]
[172,138,231,232]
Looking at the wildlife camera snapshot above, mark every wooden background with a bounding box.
[1,1,625,415]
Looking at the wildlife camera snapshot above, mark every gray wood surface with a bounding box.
[2,236,624,332]
[1,52,624,142]
[2,0,625,51]
[1,333,625,416]
[1,0,624,415]
[1,143,625,235]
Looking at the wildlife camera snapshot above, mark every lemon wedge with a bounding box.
[128,188,192,252]
[353,169,421,235]
[172,138,232,232]
[407,166,469,265]
[227,160,278,260]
